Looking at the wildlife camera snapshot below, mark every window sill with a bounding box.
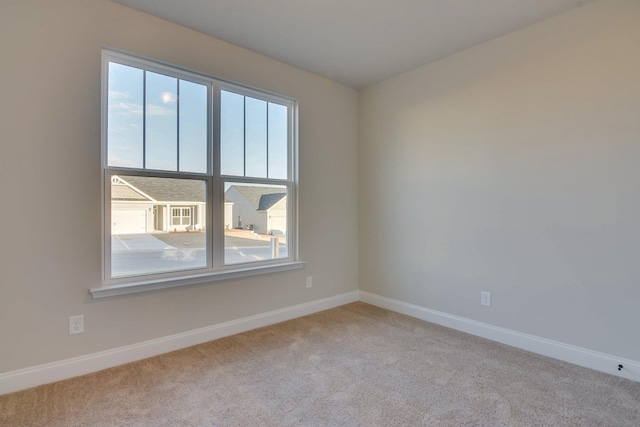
[90,261,306,298]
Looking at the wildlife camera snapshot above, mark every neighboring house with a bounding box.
[111,175,206,234]
[225,185,287,235]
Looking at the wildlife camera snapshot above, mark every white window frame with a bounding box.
[172,207,192,227]
[92,49,303,298]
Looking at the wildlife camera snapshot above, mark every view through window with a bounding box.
[104,50,296,283]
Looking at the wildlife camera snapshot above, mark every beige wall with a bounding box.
[359,0,640,361]
[3,0,639,377]
[0,0,358,373]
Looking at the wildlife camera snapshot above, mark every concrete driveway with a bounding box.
[110,233,287,278]
[111,234,174,251]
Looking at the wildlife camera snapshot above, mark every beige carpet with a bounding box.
[1,302,639,426]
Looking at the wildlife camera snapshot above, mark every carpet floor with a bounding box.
[1,302,639,426]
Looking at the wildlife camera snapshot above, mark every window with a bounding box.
[97,49,300,296]
[171,208,192,227]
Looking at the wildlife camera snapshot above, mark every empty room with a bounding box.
[1,0,639,425]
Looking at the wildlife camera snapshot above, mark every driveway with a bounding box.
[112,234,174,251]
[110,233,288,278]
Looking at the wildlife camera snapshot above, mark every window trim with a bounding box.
[90,261,305,298]
[95,48,300,298]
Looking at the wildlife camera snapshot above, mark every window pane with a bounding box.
[146,72,178,171]
[220,91,244,176]
[223,182,288,264]
[245,97,267,178]
[179,80,207,173]
[107,63,143,168]
[268,103,288,179]
[111,174,207,278]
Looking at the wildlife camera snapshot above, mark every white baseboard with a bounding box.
[0,291,359,396]
[3,289,637,396]
[359,291,640,383]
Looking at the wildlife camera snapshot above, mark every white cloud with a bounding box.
[109,101,143,116]
[146,104,176,117]
[108,90,130,100]
[108,98,175,118]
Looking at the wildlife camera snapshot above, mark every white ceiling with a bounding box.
[112,0,594,89]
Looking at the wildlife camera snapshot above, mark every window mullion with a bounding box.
[243,96,247,177]
[142,71,147,169]
[176,79,180,171]
[266,103,269,178]
[210,81,223,269]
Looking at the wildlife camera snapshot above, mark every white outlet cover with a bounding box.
[481,291,491,307]
[306,276,313,288]
[69,315,84,335]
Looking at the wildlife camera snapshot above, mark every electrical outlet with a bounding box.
[69,315,84,335]
[481,291,491,307]
[306,276,313,288]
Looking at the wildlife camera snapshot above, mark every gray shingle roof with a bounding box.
[111,184,148,201]
[228,185,286,210]
[257,193,286,211]
[115,175,206,203]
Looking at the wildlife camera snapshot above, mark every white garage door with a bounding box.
[112,209,147,234]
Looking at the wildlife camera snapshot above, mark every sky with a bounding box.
[107,62,288,179]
